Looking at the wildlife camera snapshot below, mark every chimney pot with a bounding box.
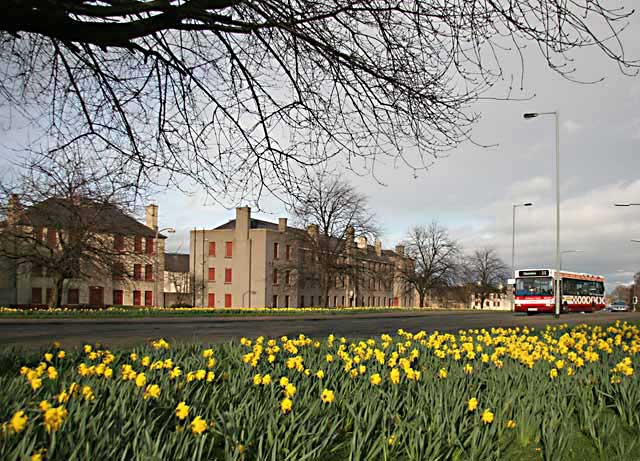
[395,244,405,256]
[375,239,382,256]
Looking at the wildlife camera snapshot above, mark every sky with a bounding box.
[151,14,640,291]
[1,8,640,292]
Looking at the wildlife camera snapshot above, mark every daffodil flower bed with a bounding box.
[1,322,640,460]
[0,305,424,319]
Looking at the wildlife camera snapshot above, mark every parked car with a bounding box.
[605,300,631,312]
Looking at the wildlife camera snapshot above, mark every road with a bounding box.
[1,310,639,350]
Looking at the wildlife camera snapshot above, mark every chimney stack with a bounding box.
[278,217,287,233]
[307,224,318,239]
[236,206,251,240]
[375,239,382,256]
[7,194,22,226]
[356,236,367,250]
[395,244,405,256]
[145,204,158,231]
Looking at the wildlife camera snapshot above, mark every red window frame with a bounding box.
[114,234,125,252]
[146,237,154,255]
[112,289,123,305]
[145,264,153,281]
[46,229,57,248]
[224,293,232,308]
[133,264,142,281]
[67,288,79,304]
[208,242,216,256]
[32,287,42,304]
[144,290,153,306]
[133,290,141,306]
[208,293,215,307]
[134,236,143,253]
[224,268,232,284]
[225,241,233,258]
[208,267,216,281]
[273,268,278,285]
[273,242,279,259]
[286,245,291,260]
[285,270,290,285]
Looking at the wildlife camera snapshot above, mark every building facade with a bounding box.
[163,253,191,307]
[0,198,168,307]
[190,207,415,308]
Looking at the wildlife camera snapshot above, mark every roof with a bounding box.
[214,218,279,231]
[165,253,190,272]
[13,198,165,238]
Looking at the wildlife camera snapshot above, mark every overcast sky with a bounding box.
[151,13,640,292]
[1,10,639,292]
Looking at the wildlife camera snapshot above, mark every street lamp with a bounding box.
[511,202,533,311]
[560,249,583,270]
[155,227,176,307]
[524,111,561,318]
[615,203,640,207]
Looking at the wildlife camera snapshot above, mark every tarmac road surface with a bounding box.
[0,310,638,350]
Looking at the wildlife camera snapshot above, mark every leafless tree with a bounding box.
[401,222,461,308]
[464,247,510,310]
[0,150,142,307]
[287,170,378,308]
[1,1,638,204]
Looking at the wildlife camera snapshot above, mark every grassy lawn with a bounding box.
[1,322,639,460]
[0,306,449,319]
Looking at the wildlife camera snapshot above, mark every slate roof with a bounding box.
[11,198,165,238]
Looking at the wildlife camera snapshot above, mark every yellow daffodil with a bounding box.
[175,402,189,420]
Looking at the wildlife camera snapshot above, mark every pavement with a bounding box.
[1,310,638,350]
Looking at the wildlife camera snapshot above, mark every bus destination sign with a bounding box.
[518,270,549,277]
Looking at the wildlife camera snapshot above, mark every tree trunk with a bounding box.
[419,292,426,308]
[52,275,65,309]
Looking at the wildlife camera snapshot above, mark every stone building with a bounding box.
[0,197,168,307]
[190,207,415,308]
[163,253,191,307]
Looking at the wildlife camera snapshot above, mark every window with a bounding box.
[32,287,42,304]
[285,295,290,308]
[112,290,123,305]
[146,237,154,255]
[310,296,314,306]
[134,236,143,253]
[46,229,57,248]
[225,268,232,284]
[112,262,126,280]
[224,293,232,308]
[562,278,605,296]
[133,290,141,306]
[68,288,80,305]
[273,242,280,259]
[333,296,337,307]
[144,290,153,306]
[286,245,291,260]
[273,295,278,308]
[515,277,553,297]
[208,293,215,307]
[341,296,345,307]
[273,269,278,285]
[208,241,216,256]
[34,227,44,241]
[133,264,142,280]
[145,264,153,281]
[300,296,305,307]
[383,297,386,307]
[225,241,233,258]
[285,270,291,285]
[377,296,380,306]
[114,234,125,252]
[208,267,216,281]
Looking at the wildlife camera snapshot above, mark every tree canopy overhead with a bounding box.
[1,0,637,203]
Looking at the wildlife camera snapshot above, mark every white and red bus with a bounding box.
[514,269,606,314]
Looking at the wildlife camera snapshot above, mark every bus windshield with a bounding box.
[516,277,553,297]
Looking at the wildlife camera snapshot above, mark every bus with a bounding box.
[514,269,606,314]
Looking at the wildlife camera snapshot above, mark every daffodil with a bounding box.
[175,402,189,420]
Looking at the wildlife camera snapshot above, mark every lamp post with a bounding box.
[524,111,560,317]
[511,202,533,311]
[559,249,583,270]
[155,227,176,307]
